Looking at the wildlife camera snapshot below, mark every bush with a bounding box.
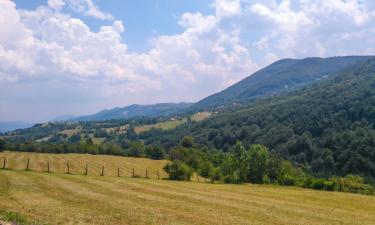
[164,160,193,181]
[330,175,374,195]
[145,145,165,160]
[276,161,298,186]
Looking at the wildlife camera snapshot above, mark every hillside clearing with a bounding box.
[0,169,374,225]
[134,112,212,134]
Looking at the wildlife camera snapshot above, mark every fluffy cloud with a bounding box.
[249,0,375,59]
[1,0,375,121]
[66,0,114,20]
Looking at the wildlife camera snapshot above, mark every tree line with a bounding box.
[163,137,374,195]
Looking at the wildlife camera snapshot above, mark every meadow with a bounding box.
[134,111,212,134]
[0,152,375,225]
[0,151,168,179]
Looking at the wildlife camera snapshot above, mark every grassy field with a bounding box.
[134,112,212,134]
[134,119,187,134]
[0,152,168,179]
[0,169,375,225]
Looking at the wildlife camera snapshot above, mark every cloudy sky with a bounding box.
[1,0,375,122]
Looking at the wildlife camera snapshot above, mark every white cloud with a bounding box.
[48,0,65,11]
[67,0,114,20]
[213,0,242,17]
[1,0,375,121]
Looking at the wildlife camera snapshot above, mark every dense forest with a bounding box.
[140,58,375,182]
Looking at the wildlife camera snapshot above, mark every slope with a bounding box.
[142,58,375,180]
[74,102,193,121]
[190,56,373,111]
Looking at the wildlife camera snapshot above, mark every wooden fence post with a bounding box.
[197,176,200,183]
[101,166,104,176]
[2,157,6,169]
[146,169,148,179]
[84,164,88,175]
[47,161,50,173]
[118,167,120,177]
[26,157,30,171]
[132,168,135,177]
[157,170,160,180]
[66,162,70,174]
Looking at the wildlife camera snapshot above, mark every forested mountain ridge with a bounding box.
[141,58,375,181]
[189,56,373,111]
[74,102,193,121]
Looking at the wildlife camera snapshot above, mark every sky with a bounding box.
[1,0,375,122]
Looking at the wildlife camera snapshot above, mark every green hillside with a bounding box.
[189,56,373,111]
[142,58,375,181]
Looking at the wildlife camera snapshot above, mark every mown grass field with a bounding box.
[0,151,168,179]
[0,152,375,225]
[1,170,375,225]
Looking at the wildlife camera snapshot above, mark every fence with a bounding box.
[0,156,164,180]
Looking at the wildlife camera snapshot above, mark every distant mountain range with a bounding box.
[73,102,193,121]
[53,56,373,122]
[189,56,373,111]
[0,121,33,133]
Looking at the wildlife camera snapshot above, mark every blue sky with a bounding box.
[14,0,214,52]
[1,0,375,122]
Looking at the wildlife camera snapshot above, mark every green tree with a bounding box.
[181,136,195,148]
[126,141,145,157]
[145,145,165,160]
[232,141,248,183]
[164,160,192,181]
[247,144,270,183]
[0,138,5,151]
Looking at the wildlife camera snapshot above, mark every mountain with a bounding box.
[74,102,194,121]
[142,57,375,180]
[189,56,374,111]
[0,121,33,133]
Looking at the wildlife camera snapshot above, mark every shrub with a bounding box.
[164,160,193,181]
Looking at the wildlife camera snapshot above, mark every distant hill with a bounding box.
[142,57,375,180]
[189,56,374,111]
[0,121,33,133]
[74,102,193,121]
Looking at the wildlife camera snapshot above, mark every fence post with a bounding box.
[47,161,50,173]
[132,168,135,177]
[84,164,88,175]
[101,166,104,176]
[26,157,30,171]
[146,169,148,179]
[118,167,120,177]
[197,176,200,183]
[157,170,160,180]
[66,162,70,174]
[2,157,6,169]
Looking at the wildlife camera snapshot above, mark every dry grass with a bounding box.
[0,169,375,225]
[134,119,186,134]
[191,111,212,121]
[0,151,168,179]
